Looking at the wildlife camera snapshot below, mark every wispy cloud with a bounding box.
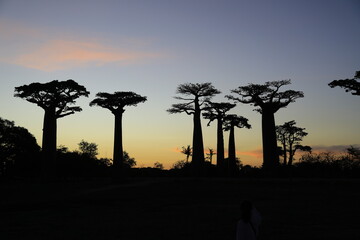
[12,40,161,71]
[311,144,360,154]
[237,148,263,159]
[172,147,183,153]
[0,20,164,71]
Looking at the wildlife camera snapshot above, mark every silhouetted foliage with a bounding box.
[123,151,137,168]
[167,83,220,175]
[14,80,89,178]
[205,148,216,164]
[227,80,304,169]
[56,141,137,178]
[153,162,164,170]
[181,145,192,163]
[90,91,146,176]
[0,117,41,177]
[78,140,98,159]
[347,145,360,160]
[328,70,360,96]
[98,157,112,167]
[295,150,360,177]
[223,114,251,175]
[276,120,311,166]
[56,146,109,178]
[172,160,190,170]
[203,101,236,168]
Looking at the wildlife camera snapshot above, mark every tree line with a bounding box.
[1,70,358,178]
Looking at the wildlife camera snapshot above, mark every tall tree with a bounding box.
[223,114,251,174]
[276,120,310,166]
[203,102,236,168]
[227,80,303,169]
[328,70,360,96]
[89,91,147,174]
[14,80,89,177]
[167,83,220,174]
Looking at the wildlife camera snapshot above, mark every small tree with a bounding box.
[0,117,40,176]
[14,80,89,177]
[154,162,164,170]
[172,160,188,170]
[123,151,136,168]
[203,102,236,168]
[223,114,251,174]
[328,71,360,96]
[90,92,146,174]
[206,148,216,165]
[167,83,220,174]
[276,120,311,166]
[78,140,98,159]
[227,80,303,169]
[181,145,192,163]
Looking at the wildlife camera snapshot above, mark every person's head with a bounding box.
[240,200,253,223]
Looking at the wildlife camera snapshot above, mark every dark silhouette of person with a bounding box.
[236,201,262,240]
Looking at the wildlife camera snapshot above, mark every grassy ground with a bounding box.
[1,178,359,240]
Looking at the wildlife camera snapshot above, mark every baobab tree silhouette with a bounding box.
[227,80,303,169]
[203,101,236,169]
[276,120,310,166]
[90,91,147,176]
[328,70,360,96]
[167,83,220,175]
[14,80,89,178]
[223,114,251,175]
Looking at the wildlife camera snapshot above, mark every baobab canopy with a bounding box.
[14,79,90,118]
[227,80,304,169]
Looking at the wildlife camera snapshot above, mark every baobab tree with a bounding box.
[276,120,311,166]
[328,70,360,96]
[167,83,220,174]
[223,114,251,174]
[14,80,89,177]
[203,101,236,168]
[89,91,147,174]
[227,80,303,169]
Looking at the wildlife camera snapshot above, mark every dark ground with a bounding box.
[1,178,359,240]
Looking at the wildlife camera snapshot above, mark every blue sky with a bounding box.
[0,0,359,168]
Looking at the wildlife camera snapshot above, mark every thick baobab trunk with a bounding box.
[228,126,236,161]
[228,125,237,175]
[42,108,57,177]
[288,144,294,166]
[113,112,124,172]
[216,118,225,168]
[191,98,205,174]
[262,110,280,169]
[282,142,287,165]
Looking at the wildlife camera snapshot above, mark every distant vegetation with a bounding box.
[1,72,358,179]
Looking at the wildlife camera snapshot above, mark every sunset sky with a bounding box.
[0,0,359,169]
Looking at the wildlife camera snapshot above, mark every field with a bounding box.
[1,178,359,240]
